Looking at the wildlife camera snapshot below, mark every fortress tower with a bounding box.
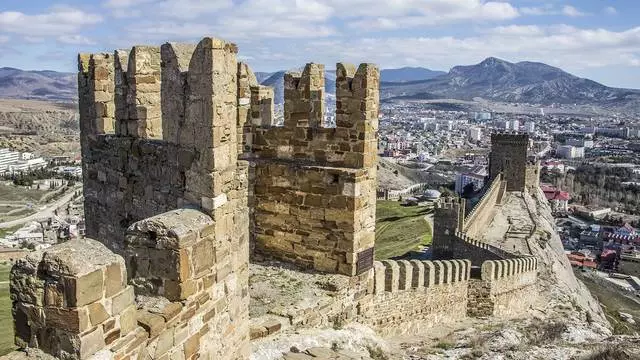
[432,197,465,259]
[489,133,529,192]
[247,63,379,276]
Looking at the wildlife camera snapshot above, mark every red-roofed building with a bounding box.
[543,161,566,173]
[567,251,598,269]
[542,184,571,212]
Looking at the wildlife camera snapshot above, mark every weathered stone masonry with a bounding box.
[71,37,250,360]
[248,63,379,276]
[80,39,244,252]
[468,257,538,317]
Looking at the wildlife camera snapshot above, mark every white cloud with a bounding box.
[604,6,617,15]
[344,0,520,30]
[562,5,587,17]
[154,0,234,20]
[0,7,102,37]
[102,0,156,9]
[520,5,555,16]
[243,25,640,72]
[57,35,96,45]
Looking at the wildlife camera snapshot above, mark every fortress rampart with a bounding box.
[6,36,543,360]
[468,257,539,317]
[359,260,470,331]
[432,174,508,263]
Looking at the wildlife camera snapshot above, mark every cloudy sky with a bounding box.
[1,0,640,88]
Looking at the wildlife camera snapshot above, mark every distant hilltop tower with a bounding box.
[489,133,539,192]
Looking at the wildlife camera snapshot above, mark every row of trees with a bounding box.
[541,165,640,215]
[3,168,80,188]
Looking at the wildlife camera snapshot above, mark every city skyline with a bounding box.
[1,0,640,88]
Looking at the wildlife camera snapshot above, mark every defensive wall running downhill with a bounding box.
[463,173,506,239]
[431,174,509,264]
[6,35,543,360]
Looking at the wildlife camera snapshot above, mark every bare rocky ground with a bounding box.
[0,99,79,157]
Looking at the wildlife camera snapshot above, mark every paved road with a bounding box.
[0,186,82,229]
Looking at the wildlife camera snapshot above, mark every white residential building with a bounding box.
[556,145,585,159]
[525,121,535,134]
[8,158,47,173]
[468,127,482,142]
[0,148,20,167]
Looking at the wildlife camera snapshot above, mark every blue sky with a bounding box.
[1,0,640,88]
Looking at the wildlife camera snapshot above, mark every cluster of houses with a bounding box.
[562,220,640,272]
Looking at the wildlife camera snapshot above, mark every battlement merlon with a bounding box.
[78,52,115,141]
[238,62,259,154]
[160,42,196,145]
[284,63,325,128]
[434,196,465,210]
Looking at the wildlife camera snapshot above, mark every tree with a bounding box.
[462,183,475,198]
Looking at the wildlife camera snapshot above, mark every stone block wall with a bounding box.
[10,239,136,359]
[358,259,470,334]
[80,38,245,253]
[525,161,541,192]
[10,206,249,360]
[248,63,379,276]
[489,133,529,192]
[468,257,538,318]
[449,231,512,265]
[124,208,249,359]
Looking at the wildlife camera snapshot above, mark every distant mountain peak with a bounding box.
[480,57,509,65]
[382,58,640,107]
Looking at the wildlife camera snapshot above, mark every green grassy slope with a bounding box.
[375,200,433,260]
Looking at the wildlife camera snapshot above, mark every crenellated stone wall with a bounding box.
[6,36,545,360]
[468,257,539,318]
[432,197,466,260]
[359,259,470,334]
[80,38,244,253]
[247,63,379,276]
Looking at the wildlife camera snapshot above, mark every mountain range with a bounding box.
[0,67,76,102]
[380,57,640,106]
[1,60,638,109]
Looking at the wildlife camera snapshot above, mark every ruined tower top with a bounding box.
[489,132,529,192]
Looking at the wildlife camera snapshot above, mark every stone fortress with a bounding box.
[3,36,573,360]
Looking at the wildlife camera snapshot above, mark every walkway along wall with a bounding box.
[463,173,506,239]
[432,175,507,264]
